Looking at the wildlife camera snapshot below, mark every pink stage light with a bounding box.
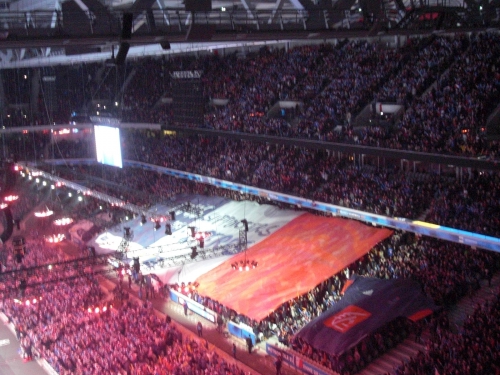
[53,217,74,226]
[45,234,65,243]
[195,231,212,240]
[35,209,54,218]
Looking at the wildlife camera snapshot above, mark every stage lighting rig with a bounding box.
[230,249,257,272]
[241,219,248,232]
[190,246,198,259]
[123,227,134,242]
[133,257,140,273]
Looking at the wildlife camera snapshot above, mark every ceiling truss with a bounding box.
[0,0,498,68]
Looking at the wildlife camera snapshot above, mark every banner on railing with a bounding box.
[169,288,216,323]
[266,343,338,375]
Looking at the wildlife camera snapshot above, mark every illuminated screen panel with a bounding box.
[94,125,123,168]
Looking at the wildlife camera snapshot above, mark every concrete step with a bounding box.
[381,350,409,368]
[359,360,393,375]
[357,273,500,375]
[355,334,427,375]
[394,339,422,357]
[448,272,500,330]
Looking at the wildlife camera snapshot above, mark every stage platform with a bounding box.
[87,195,392,321]
[196,213,392,321]
[88,195,304,284]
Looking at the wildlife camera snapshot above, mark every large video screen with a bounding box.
[94,125,123,168]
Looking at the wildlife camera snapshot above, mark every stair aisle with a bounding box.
[357,271,500,375]
[447,272,500,332]
[357,333,428,375]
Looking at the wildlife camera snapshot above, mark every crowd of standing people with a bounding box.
[1,27,500,375]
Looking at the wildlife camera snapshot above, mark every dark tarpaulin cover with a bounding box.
[295,275,438,356]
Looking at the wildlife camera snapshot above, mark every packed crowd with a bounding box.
[360,234,498,307]
[394,291,500,375]
[60,134,433,220]
[7,35,500,238]
[35,132,500,239]
[4,33,500,159]
[5,155,500,375]
[0,235,72,273]
[253,231,498,374]
[161,33,500,158]
[49,138,95,159]
[3,26,500,375]
[183,228,499,374]
[2,30,499,374]
[426,170,500,237]
[292,40,402,139]
[375,35,467,105]
[362,32,500,157]
[6,181,42,224]
[1,233,251,375]
[119,130,499,235]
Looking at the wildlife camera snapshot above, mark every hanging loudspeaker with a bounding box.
[115,42,130,65]
[122,12,133,40]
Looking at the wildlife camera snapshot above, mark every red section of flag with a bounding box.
[323,305,372,333]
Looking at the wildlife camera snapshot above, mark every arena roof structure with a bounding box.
[0,0,498,68]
